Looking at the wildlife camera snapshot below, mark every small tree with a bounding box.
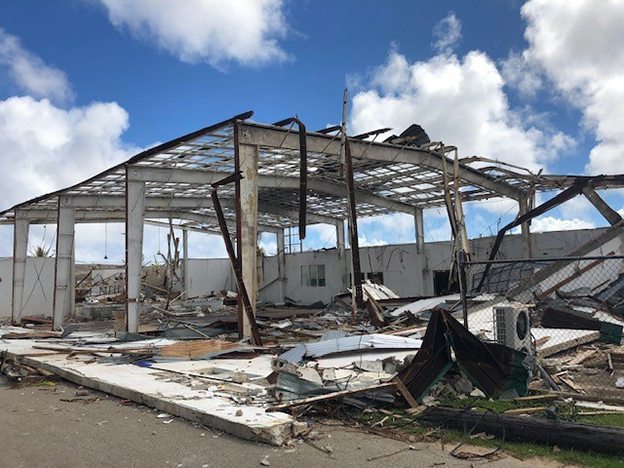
[30,244,52,257]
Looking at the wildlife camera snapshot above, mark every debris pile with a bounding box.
[4,262,624,454]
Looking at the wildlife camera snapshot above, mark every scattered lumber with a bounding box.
[503,406,548,415]
[2,331,62,339]
[417,406,624,454]
[513,394,559,402]
[160,339,255,359]
[266,382,396,412]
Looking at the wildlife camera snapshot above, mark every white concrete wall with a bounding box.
[0,257,55,319]
[186,258,236,298]
[0,227,613,316]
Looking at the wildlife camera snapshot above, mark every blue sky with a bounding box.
[0,0,622,262]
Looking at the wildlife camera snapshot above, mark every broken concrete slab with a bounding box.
[0,331,299,445]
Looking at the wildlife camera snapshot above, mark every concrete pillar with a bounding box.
[414,208,425,253]
[276,229,286,303]
[52,196,76,330]
[182,228,190,300]
[11,210,29,325]
[125,174,145,334]
[240,143,259,338]
[336,219,348,291]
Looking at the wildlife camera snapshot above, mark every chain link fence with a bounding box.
[459,255,624,398]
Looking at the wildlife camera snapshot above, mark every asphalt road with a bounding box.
[0,376,556,468]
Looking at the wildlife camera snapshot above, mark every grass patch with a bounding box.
[340,400,624,468]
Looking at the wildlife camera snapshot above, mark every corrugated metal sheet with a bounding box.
[320,330,350,341]
[278,334,422,363]
[304,334,422,358]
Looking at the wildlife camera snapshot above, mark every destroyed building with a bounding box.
[2,111,624,452]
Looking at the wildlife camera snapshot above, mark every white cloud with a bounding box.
[531,216,594,233]
[0,30,236,261]
[0,96,134,210]
[432,12,462,55]
[258,232,277,256]
[97,0,290,68]
[517,0,624,174]
[351,47,572,172]
[0,28,73,103]
[303,224,336,250]
[359,213,414,245]
[467,197,519,217]
[358,235,387,247]
[500,51,542,97]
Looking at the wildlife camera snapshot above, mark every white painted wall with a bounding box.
[0,257,55,319]
[0,227,613,317]
[186,258,236,298]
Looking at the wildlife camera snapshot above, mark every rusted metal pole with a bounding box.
[345,140,364,316]
[211,186,263,346]
[272,117,308,239]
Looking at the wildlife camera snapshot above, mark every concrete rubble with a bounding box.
[4,252,624,452]
[2,113,624,459]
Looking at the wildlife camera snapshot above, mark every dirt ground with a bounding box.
[0,376,557,468]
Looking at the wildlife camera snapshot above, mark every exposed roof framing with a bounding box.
[2,111,618,232]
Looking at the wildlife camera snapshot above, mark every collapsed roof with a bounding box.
[2,111,624,234]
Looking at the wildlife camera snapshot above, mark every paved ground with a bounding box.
[0,376,557,468]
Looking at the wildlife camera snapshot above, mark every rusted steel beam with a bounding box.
[317,125,341,134]
[345,140,364,310]
[475,183,586,292]
[211,175,262,346]
[353,128,392,140]
[272,117,308,239]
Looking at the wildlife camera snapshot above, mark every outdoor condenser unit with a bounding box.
[493,306,532,354]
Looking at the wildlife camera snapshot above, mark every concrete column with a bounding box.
[335,219,348,291]
[276,229,286,303]
[52,196,76,330]
[125,174,145,334]
[240,143,259,338]
[11,210,29,325]
[182,228,190,300]
[414,208,425,253]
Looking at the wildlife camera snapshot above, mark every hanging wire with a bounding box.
[103,223,108,260]
[157,224,162,255]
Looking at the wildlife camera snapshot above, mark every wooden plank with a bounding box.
[504,406,548,415]
[266,382,397,412]
[393,376,420,408]
[513,394,559,402]
[160,340,254,359]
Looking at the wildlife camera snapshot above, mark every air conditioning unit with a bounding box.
[493,306,532,354]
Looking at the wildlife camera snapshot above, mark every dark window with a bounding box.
[301,265,326,287]
[433,270,459,295]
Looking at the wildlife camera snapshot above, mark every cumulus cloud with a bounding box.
[500,51,542,98]
[531,216,595,233]
[359,213,415,246]
[0,96,134,209]
[303,224,336,250]
[96,0,290,68]
[514,0,624,174]
[351,47,572,172]
[0,28,73,103]
[432,12,462,55]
